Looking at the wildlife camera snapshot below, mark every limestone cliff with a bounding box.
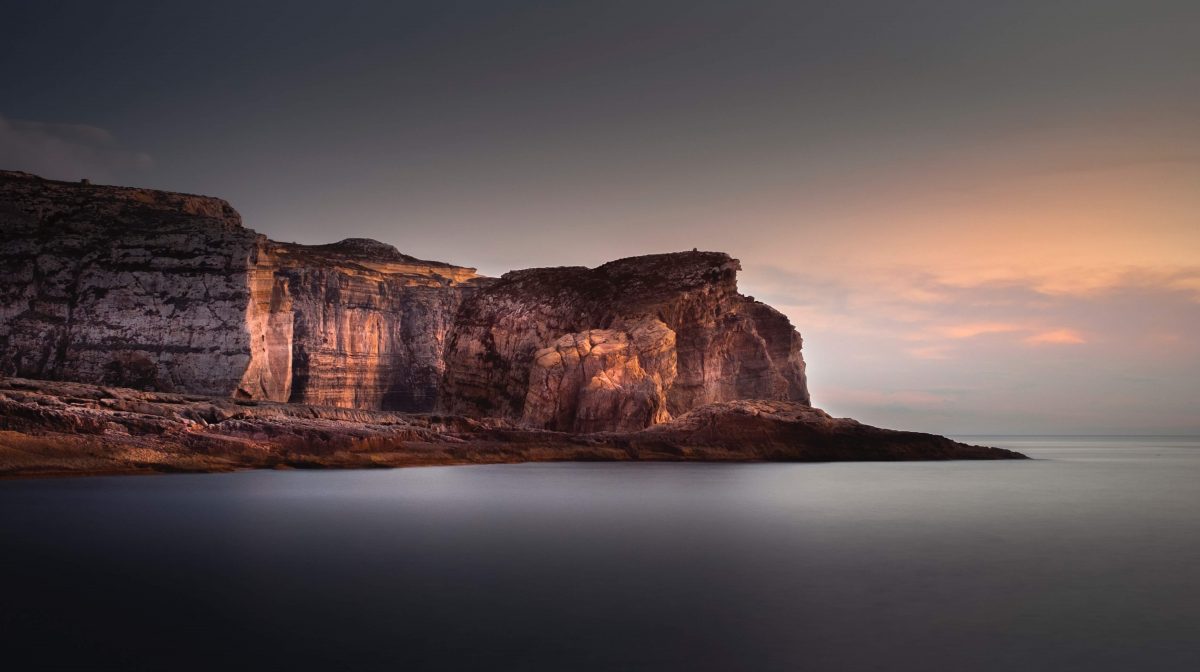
[441,252,809,430]
[0,171,260,395]
[1,171,807,431]
[242,238,481,411]
[0,171,480,412]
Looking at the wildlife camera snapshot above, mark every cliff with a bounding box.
[0,171,261,395]
[0,172,1028,469]
[243,238,481,411]
[0,171,481,414]
[1,171,806,432]
[441,253,809,431]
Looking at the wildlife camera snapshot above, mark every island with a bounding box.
[0,170,1024,476]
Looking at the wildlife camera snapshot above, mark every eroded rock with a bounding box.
[440,252,810,429]
[0,171,480,412]
[523,318,677,432]
[3,172,806,432]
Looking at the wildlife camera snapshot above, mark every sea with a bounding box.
[1,436,1197,671]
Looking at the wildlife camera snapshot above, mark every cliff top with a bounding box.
[0,169,241,226]
[502,250,736,281]
[0,170,41,180]
[2,171,725,289]
[598,250,740,284]
[271,238,479,282]
[279,237,466,269]
[1,170,479,281]
[491,250,741,306]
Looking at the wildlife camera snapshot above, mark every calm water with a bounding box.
[2,437,1198,671]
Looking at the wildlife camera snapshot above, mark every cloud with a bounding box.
[741,261,1197,369]
[937,322,1024,339]
[1164,272,1200,303]
[0,115,152,182]
[728,110,1200,432]
[1010,267,1200,301]
[1024,329,1086,345]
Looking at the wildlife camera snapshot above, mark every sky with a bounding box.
[2,0,1198,434]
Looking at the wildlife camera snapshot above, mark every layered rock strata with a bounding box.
[0,171,260,395]
[0,173,1027,471]
[441,253,810,430]
[242,238,482,410]
[1,171,810,432]
[0,171,480,413]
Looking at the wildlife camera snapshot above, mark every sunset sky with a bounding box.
[3,1,1197,433]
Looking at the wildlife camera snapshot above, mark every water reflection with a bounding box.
[1,438,1198,671]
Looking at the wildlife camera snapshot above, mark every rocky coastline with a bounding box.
[0,377,1024,478]
[0,171,1027,475]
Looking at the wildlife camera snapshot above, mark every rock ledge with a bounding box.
[0,377,1025,477]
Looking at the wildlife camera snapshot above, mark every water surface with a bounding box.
[2,437,1198,671]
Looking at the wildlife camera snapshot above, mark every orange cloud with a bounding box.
[939,322,1024,339]
[1024,329,1086,345]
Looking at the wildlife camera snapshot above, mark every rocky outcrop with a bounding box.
[0,171,480,413]
[241,238,482,411]
[0,173,1028,471]
[523,317,677,433]
[0,171,261,396]
[1,171,809,432]
[0,377,1026,477]
[630,400,1007,461]
[441,252,810,429]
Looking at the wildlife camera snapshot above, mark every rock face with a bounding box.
[0,171,480,412]
[523,318,677,433]
[441,252,809,430]
[0,170,261,396]
[1,171,807,432]
[243,238,481,411]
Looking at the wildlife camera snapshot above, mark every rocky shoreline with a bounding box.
[0,171,1028,476]
[0,377,1025,478]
